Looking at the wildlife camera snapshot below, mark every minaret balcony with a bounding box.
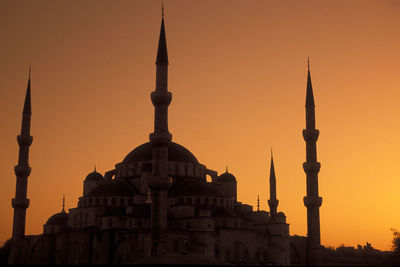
[17,135,33,146]
[11,198,30,209]
[303,196,322,208]
[302,129,319,142]
[268,199,279,208]
[14,165,31,176]
[302,162,321,175]
[149,132,172,144]
[151,91,172,106]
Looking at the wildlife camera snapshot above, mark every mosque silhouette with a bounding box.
[7,12,326,266]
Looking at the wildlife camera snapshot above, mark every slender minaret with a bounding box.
[302,59,323,265]
[268,149,278,220]
[148,6,172,255]
[11,69,33,240]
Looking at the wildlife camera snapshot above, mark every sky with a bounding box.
[1,0,400,251]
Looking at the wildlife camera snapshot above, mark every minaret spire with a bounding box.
[62,195,65,213]
[257,195,260,211]
[149,10,172,256]
[306,58,315,109]
[302,59,322,265]
[12,68,33,240]
[268,149,278,219]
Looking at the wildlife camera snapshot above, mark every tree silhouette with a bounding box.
[391,228,400,256]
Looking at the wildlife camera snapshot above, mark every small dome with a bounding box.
[45,211,69,226]
[277,211,286,217]
[218,171,236,183]
[88,180,136,196]
[123,142,199,164]
[85,170,103,181]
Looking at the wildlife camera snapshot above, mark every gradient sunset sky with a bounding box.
[1,0,400,251]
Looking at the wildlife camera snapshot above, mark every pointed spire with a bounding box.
[226,166,228,173]
[23,67,31,115]
[270,151,276,183]
[156,12,169,65]
[62,194,65,213]
[257,195,260,211]
[94,165,96,172]
[306,57,315,107]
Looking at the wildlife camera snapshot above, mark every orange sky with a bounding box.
[1,0,400,251]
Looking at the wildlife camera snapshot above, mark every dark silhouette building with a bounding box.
[7,14,296,265]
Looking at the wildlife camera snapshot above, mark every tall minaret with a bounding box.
[148,7,172,255]
[302,59,322,265]
[11,69,33,240]
[268,150,278,220]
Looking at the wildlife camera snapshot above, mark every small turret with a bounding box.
[217,167,237,201]
[43,195,69,234]
[83,166,103,196]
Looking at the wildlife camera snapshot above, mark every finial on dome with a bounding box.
[94,165,96,172]
[226,166,228,172]
[257,195,260,211]
[62,194,65,212]
[307,57,310,70]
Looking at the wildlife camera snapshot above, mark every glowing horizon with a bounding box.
[1,0,399,251]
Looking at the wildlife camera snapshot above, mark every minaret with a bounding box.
[11,69,33,240]
[148,7,172,255]
[268,150,278,220]
[302,59,323,265]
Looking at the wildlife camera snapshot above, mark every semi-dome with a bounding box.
[170,178,222,196]
[88,180,136,196]
[85,170,103,181]
[123,142,198,164]
[218,171,237,183]
[45,211,69,226]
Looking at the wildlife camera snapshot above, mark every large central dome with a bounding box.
[123,142,199,164]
